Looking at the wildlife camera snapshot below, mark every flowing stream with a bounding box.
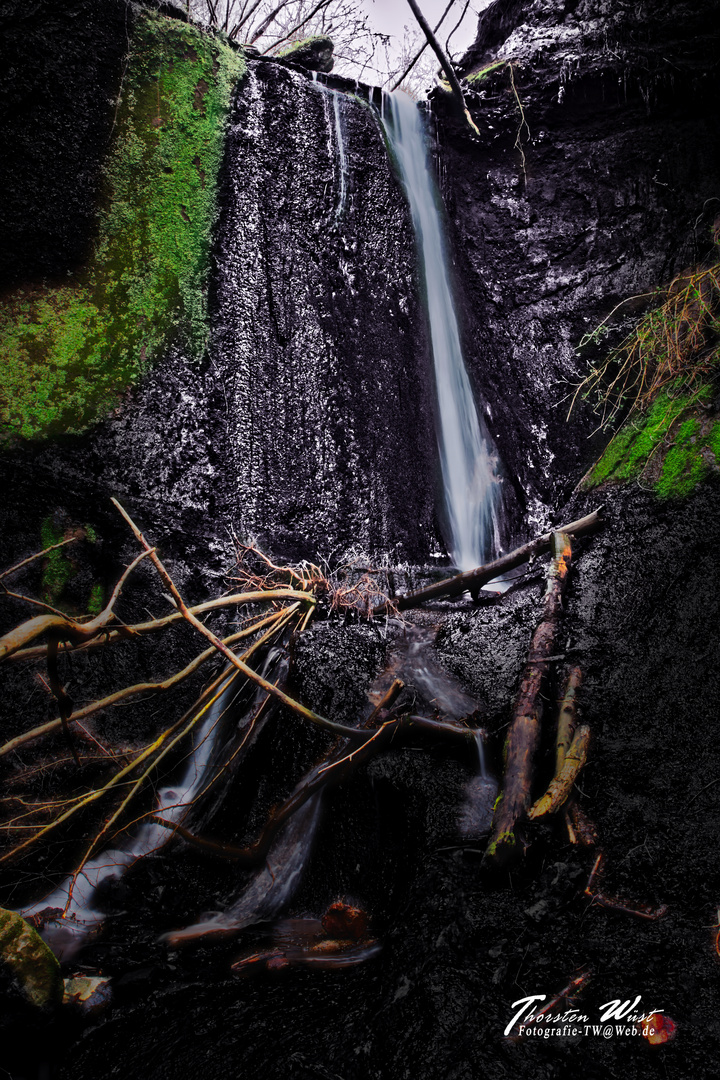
[22,675,245,960]
[382,91,503,570]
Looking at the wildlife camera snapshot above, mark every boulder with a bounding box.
[0,908,62,1010]
[278,35,334,72]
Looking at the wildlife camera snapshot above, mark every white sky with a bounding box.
[349,0,494,88]
[361,0,486,46]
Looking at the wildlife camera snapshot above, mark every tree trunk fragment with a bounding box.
[528,724,590,819]
[485,532,573,866]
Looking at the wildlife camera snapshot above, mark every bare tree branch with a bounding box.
[261,0,332,51]
[0,548,153,662]
[0,608,292,761]
[390,0,455,92]
[402,0,479,135]
[0,538,77,584]
[112,500,371,742]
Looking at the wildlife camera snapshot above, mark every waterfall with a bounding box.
[382,91,502,570]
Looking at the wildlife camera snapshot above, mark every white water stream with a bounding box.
[312,73,348,220]
[382,91,502,571]
[22,681,237,960]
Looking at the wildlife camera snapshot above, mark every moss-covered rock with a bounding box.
[583,383,720,498]
[277,36,334,73]
[0,908,62,1010]
[0,12,245,443]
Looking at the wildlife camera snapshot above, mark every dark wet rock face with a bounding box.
[434,0,720,533]
[0,54,439,569]
[209,62,436,562]
[0,0,130,287]
[2,2,720,1079]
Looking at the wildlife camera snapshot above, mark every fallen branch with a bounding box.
[566,800,599,848]
[46,637,80,768]
[0,538,77,583]
[549,666,591,843]
[0,549,153,662]
[164,707,477,868]
[0,607,289,760]
[8,590,312,664]
[528,725,590,819]
[555,666,582,774]
[374,509,602,614]
[112,499,369,742]
[485,532,573,865]
[207,680,408,866]
[389,0,455,91]
[0,663,241,867]
[584,853,667,920]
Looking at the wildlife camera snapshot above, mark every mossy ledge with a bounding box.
[0,13,245,442]
[583,383,720,497]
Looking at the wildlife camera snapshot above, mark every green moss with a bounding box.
[0,14,245,442]
[0,908,62,1010]
[87,581,104,615]
[277,35,332,59]
[586,384,719,498]
[656,417,707,497]
[708,419,720,462]
[40,517,73,605]
[467,60,506,83]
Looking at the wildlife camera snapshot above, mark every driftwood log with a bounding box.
[485,531,573,865]
[374,509,601,615]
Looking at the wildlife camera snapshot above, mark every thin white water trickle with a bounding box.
[22,682,235,959]
[316,83,348,220]
[382,91,502,570]
[474,727,488,779]
[332,92,348,218]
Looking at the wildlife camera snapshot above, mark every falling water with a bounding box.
[22,678,239,959]
[382,91,502,570]
[458,728,497,837]
[162,794,323,945]
[332,93,348,219]
[314,80,348,221]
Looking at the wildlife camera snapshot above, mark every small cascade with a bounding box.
[458,728,498,838]
[381,91,503,570]
[163,794,323,945]
[369,623,478,721]
[22,678,241,960]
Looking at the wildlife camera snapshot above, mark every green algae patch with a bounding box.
[0,908,62,1010]
[0,14,245,442]
[584,384,720,497]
